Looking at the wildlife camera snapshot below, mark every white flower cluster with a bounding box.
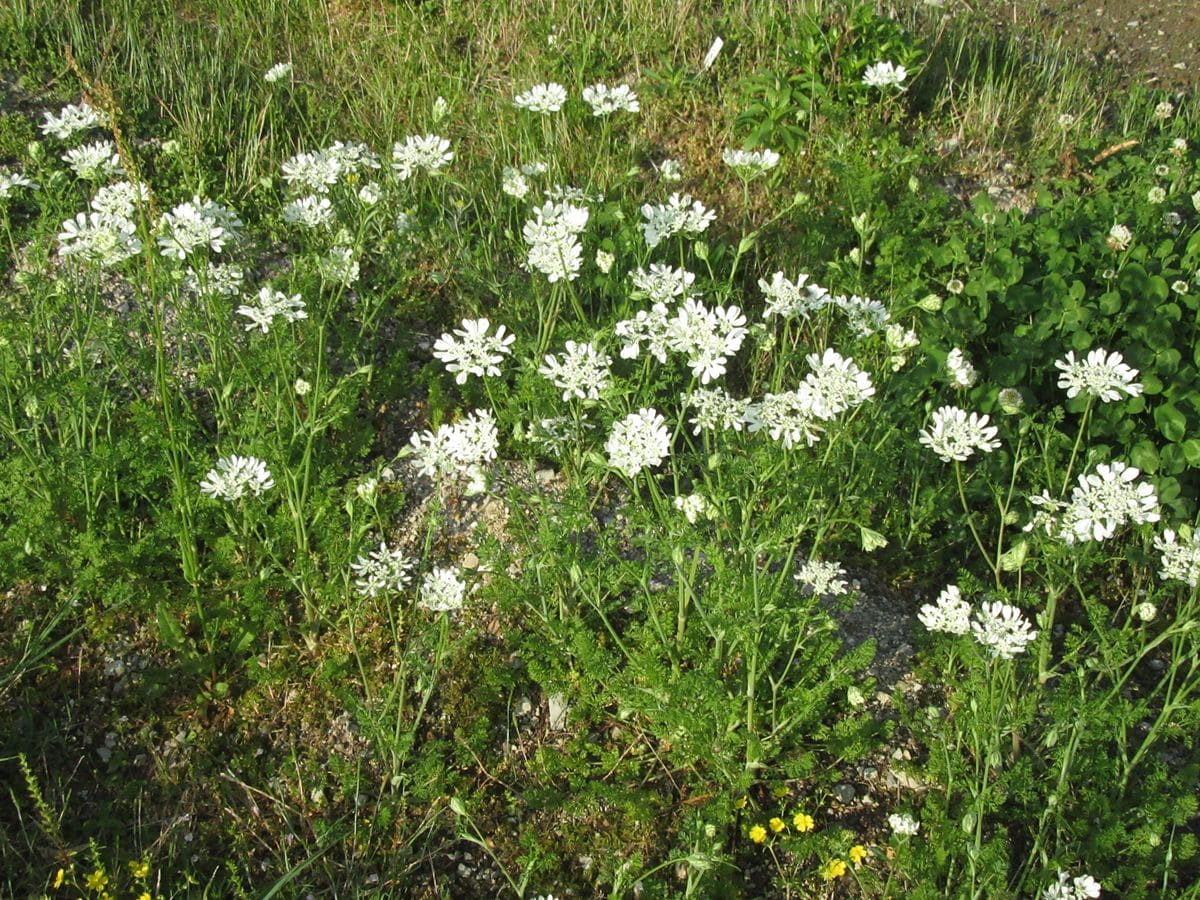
[615,297,746,385]
[582,83,640,116]
[183,262,245,299]
[862,60,908,89]
[918,405,1000,463]
[1042,870,1101,900]
[282,194,334,229]
[523,199,589,282]
[391,134,454,180]
[1025,460,1159,544]
[888,813,920,836]
[885,323,920,370]
[640,193,716,250]
[946,347,977,387]
[759,272,829,320]
[90,180,151,219]
[57,212,142,269]
[199,454,274,502]
[156,196,243,259]
[920,586,1038,660]
[538,340,612,401]
[513,82,568,114]
[63,140,124,181]
[605,408,670,478]
[419,566,467,612]
[41,101,109,140]
[409,409,499,493]
[0,168,36,200]
[684,387,750,435]
[1153,528,1200,587]
[281,141,381,194]
[673,492,713,524]
[794,558,850,597]
[264,61,293,83]
[236,287,308,333]
[1054,348,1142,402]
[745,349,875,449]
[432,318,516,384]
[721,147,780,177]
[351,542,414,598]
[630,264,697,304]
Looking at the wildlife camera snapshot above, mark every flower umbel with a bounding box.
[918,406,1001,462]
[200,455,274,501]
[1054,348,1142,402]
[605,408,670,478]
[432,318,516,384]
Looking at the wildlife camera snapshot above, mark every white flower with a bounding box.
[945,277,964,295]
[501,166,529,199]
[1054,348,1142,402]
[57,212,141,268]
[432,318,515,384]
[673,493,712,524]
[759,272,829,320]
[630,264,697,304]
[721,147,780,177]
[685,387,749,435]
[1153,100,1174,121]
[918,585,972,635]
[605,408,670,478]
[236,287,308,333]
[281,150,342,193]
[794,559,849,597]
[802,348,875,419]
[640,193,716,250]
[582,83,640,116]
[1172,280,1189,295]
[264,62,293,83]
[831,293,890,336]
[432,95,450,122]
[918,406,1000,462]
[183,262,244,299]
[1153,528,1200,587]
[657,158,684,182]
[523,200,589,283]
[745,390,824,449]
[90,180,150,218]
[0,168,36,200]
[1060,460,1159,544]
[513,83,568,114]
[1107,223,1133,250]
[862,60,908,89]
[419,567,467,612]
[595,250,614,274]
[666,299,747,384]
[946,347,977,388]
[1147,186,1166,204]
[392,134,453,180]
[971,601,1037,659]
[351,542,414,598]
[318,245,360,285]
[199,455,274,501]
[63,140,123,181]
[615,303,672,362]
[539,340,612,401]
[409,409,498,486]
[283,194,334,229]
[1171,138,1187,156]
[357,181,382,205]
[156,196,242,259]
[41,101,108,140]
[1135,601,1158,622]
[888,813,919,837]
[1042,870,1101,900]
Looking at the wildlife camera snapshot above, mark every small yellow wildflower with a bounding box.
[769,817,786,833]
[52,868,65,889]
[138,892,152,900]
[850,844,869,865]
[749,824,768,844]
[129,859,150,879]
[85,869,108,892]
[793,812,814,832]
[734,796,748,810]
[821,858,848,881]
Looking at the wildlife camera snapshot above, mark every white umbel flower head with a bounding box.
[264,62,293,83]
[605,408,670,478]
[759,271,829,320]
[282,194,334,229]
[0,168,37,200]
[200,455,274,501]
[1106,223,1133,251]
[971,601,1037,659]
[685,387,749,435]
[582,83,640,116]
[918,406,1000,462]
[391,134,454,180]
[946,347,977,388]
[862,60,908,89]
[432,318,516,384]
[1054,348,1142,402]
[538,340,612,401]
[1060,460,1159,544]
[351,542,414,598]
[63,140,123,181]
[721,147,780,177]
[57,212,141,269]
[236,288,308,333]
[41,101,108,140]
[419,566,467,612]
[918,585,971,636]
[1153,528,1200,587]
[90,180,151,219]
[803,348,875,419]
[673,493,712,524]
[630,264,697,304]
[156,196,242,259]
[745,390,824,449]
[794,559,849,597]
[1042,870,1101,900]
[640,193,716,250]
[888,813,920,837]
[513,83,568,114]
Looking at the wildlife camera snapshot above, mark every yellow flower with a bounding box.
[85,869,108,892]
[129,860,150,879]
[748,824,768,844]
[850,844,869,865]
[52,868,65,889]
[821,858,848,881]
[734,796,748,810]
[138,892,152,900]
[769,817,786,833]
[792,812,814,832]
